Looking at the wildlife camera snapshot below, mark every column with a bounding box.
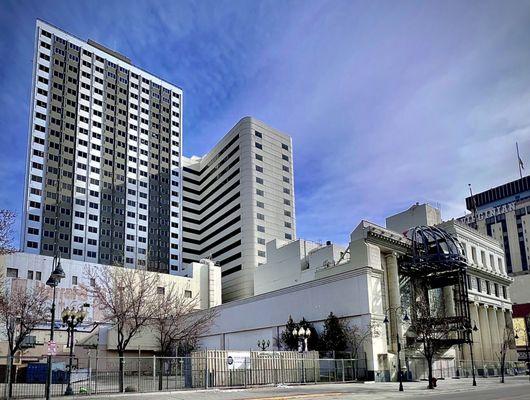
[443,286,455,317]
[478,305,493,363]
[497,309,507,341]
[443,286,456,345]
[470,303,484,364]
[385,253,401,354]
[488,307,501,357]
[503,311,518,362]
[462,341,471,376]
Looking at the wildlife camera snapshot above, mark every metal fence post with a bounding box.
[174,357,178,390]
[313,357,317,384]
[280,355,284,384]
[205,355,209,389]
[152,355,156,390]
[87,354,92,394]
[244,358,247,388]
[342,359,345,382]
[94,352,99,395]
[137,354,141,392]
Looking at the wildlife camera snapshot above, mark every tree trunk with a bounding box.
[6,353,13,398]
[427,358,434,389]
[118,350,125,392]
[500,353,505,383]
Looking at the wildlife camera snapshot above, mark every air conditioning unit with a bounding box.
[20,335,37,349]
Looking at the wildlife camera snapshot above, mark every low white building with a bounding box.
[0,253,221,358]
[198,204,517,380]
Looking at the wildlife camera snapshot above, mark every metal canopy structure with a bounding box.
[399,226,472,347]
[401,226,468,276]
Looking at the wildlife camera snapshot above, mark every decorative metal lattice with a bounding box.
[399,226,472,346]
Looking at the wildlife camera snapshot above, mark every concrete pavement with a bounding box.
[73,376,530,400]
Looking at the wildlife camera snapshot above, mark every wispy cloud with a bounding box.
[1,0,530,246]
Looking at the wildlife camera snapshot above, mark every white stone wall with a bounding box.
[254,239,346,295]
[0,252,221,319]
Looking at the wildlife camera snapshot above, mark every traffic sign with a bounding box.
[47,340,57,356]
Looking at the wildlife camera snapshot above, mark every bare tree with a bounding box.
[408,289,454,389]
[151,282,217,389]
[85,264,159,392]
[498,327,515,383]
[0,280,48,396]
[345,322,378,360]
[0,209,16,255]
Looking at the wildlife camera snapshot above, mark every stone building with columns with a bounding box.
[197,203,517,380]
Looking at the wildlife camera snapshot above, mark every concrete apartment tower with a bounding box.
[181,117,296,302]
[22,20,183,274]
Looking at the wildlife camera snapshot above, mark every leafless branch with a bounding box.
[0,281,49,356]
[0,209,16,255]
[150,282,217,356]
[345,322,378,359]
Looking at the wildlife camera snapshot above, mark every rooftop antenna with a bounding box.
[516,142,525,179]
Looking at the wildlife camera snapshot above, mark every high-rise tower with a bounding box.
[181,117,296,301]
[22,20,183,274]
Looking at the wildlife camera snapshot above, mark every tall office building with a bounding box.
[459,176,530,303]
[22,20,183,274]
[181,117,296,301]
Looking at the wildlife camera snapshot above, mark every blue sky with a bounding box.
[1,0,530,246]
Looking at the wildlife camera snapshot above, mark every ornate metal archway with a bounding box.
[400,226,472,347]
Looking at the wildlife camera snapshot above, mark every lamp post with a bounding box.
[44,251,65,400]
[383,306,410,392]
[464,320,478,386]
[292,326,311,352]
[257,339,270,351]
[514,316,530,381]
[62,304,89,395]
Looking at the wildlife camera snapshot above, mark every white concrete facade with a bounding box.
[196,205,516,379]
[254,239,347,295]
[386,203,442,234]
[181,117,296,302]
[0,252,221,318]
[0,252,221,358]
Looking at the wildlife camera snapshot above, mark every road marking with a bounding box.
[245,393,345,400]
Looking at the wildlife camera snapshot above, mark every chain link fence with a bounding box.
[0,353,366,399]
[374,359,529,382]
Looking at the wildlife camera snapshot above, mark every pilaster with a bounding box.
[385,252,401,354]
[470,302,484,363]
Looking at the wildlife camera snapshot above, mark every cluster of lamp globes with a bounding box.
[61,306,88,325]
[292,327,311,337]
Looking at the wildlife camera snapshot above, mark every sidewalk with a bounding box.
[73,376,530,400]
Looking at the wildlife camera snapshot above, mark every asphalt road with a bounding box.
[76,376,530,400]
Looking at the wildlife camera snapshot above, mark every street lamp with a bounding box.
[45,251,65,400]
[383,306,409,392]
[257,339,270,351]
[292,326,311,352]
[62,304,89,395]
[463,320,478,386]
